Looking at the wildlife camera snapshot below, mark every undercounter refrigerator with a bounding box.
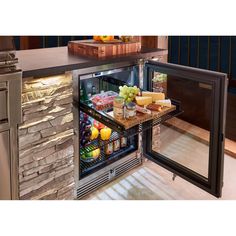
[73,59,228,199]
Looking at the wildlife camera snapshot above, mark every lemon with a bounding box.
[92,148,100,158]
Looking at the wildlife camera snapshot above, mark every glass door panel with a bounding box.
[143,61,227,197]
[153,76,213,179]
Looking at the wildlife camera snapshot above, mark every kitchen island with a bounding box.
[17,46,167,78]
[15,46,167,200]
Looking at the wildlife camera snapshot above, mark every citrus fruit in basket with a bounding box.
[93,36,114,42]
[85,152,93,158]
[93,36,101,41]
[100,36,114,42]
[92,148,101,159]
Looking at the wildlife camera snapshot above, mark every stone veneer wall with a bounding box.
[18,73,75,200]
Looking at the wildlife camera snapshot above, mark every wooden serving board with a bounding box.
[68,39,141,58]
[107,105,176,130]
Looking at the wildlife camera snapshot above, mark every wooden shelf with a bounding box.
[106,105,176,130]
[80,98,182,136]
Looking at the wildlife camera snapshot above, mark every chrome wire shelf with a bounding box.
[80,138,138,179]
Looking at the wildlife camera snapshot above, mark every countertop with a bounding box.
[16,46,168,78]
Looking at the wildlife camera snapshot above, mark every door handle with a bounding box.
[199,83,212,90]
[172,173,177,181]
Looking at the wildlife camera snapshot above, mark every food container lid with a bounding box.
[126,102,136,109]
[114,96,125,102]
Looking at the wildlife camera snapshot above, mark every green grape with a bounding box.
[129,93,134,97]
[119,85,141,102]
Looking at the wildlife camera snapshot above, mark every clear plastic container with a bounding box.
[125,102,136,119]
[90,91,118,110]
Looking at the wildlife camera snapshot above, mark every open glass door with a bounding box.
[143,60,228,198]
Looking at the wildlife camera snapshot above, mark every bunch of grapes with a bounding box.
[152,73,167,83]
[119,85,140,103]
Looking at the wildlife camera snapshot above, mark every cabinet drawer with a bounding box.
[0,82,7,89]
[0,90,7,121]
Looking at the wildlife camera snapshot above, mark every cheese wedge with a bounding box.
[155,99,172,108]
[135,96,152,106]
[142,92,165,102]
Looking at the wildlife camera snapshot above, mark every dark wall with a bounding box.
[167,75,212,131]
[13,36,93,50]
[168,36,236,90]
[168,36,236,141]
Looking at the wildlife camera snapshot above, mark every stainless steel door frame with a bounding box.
[9,125,19,199]
[0,125,19,200]
[0,130,11,200]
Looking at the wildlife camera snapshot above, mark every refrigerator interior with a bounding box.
[79,67,140,179]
